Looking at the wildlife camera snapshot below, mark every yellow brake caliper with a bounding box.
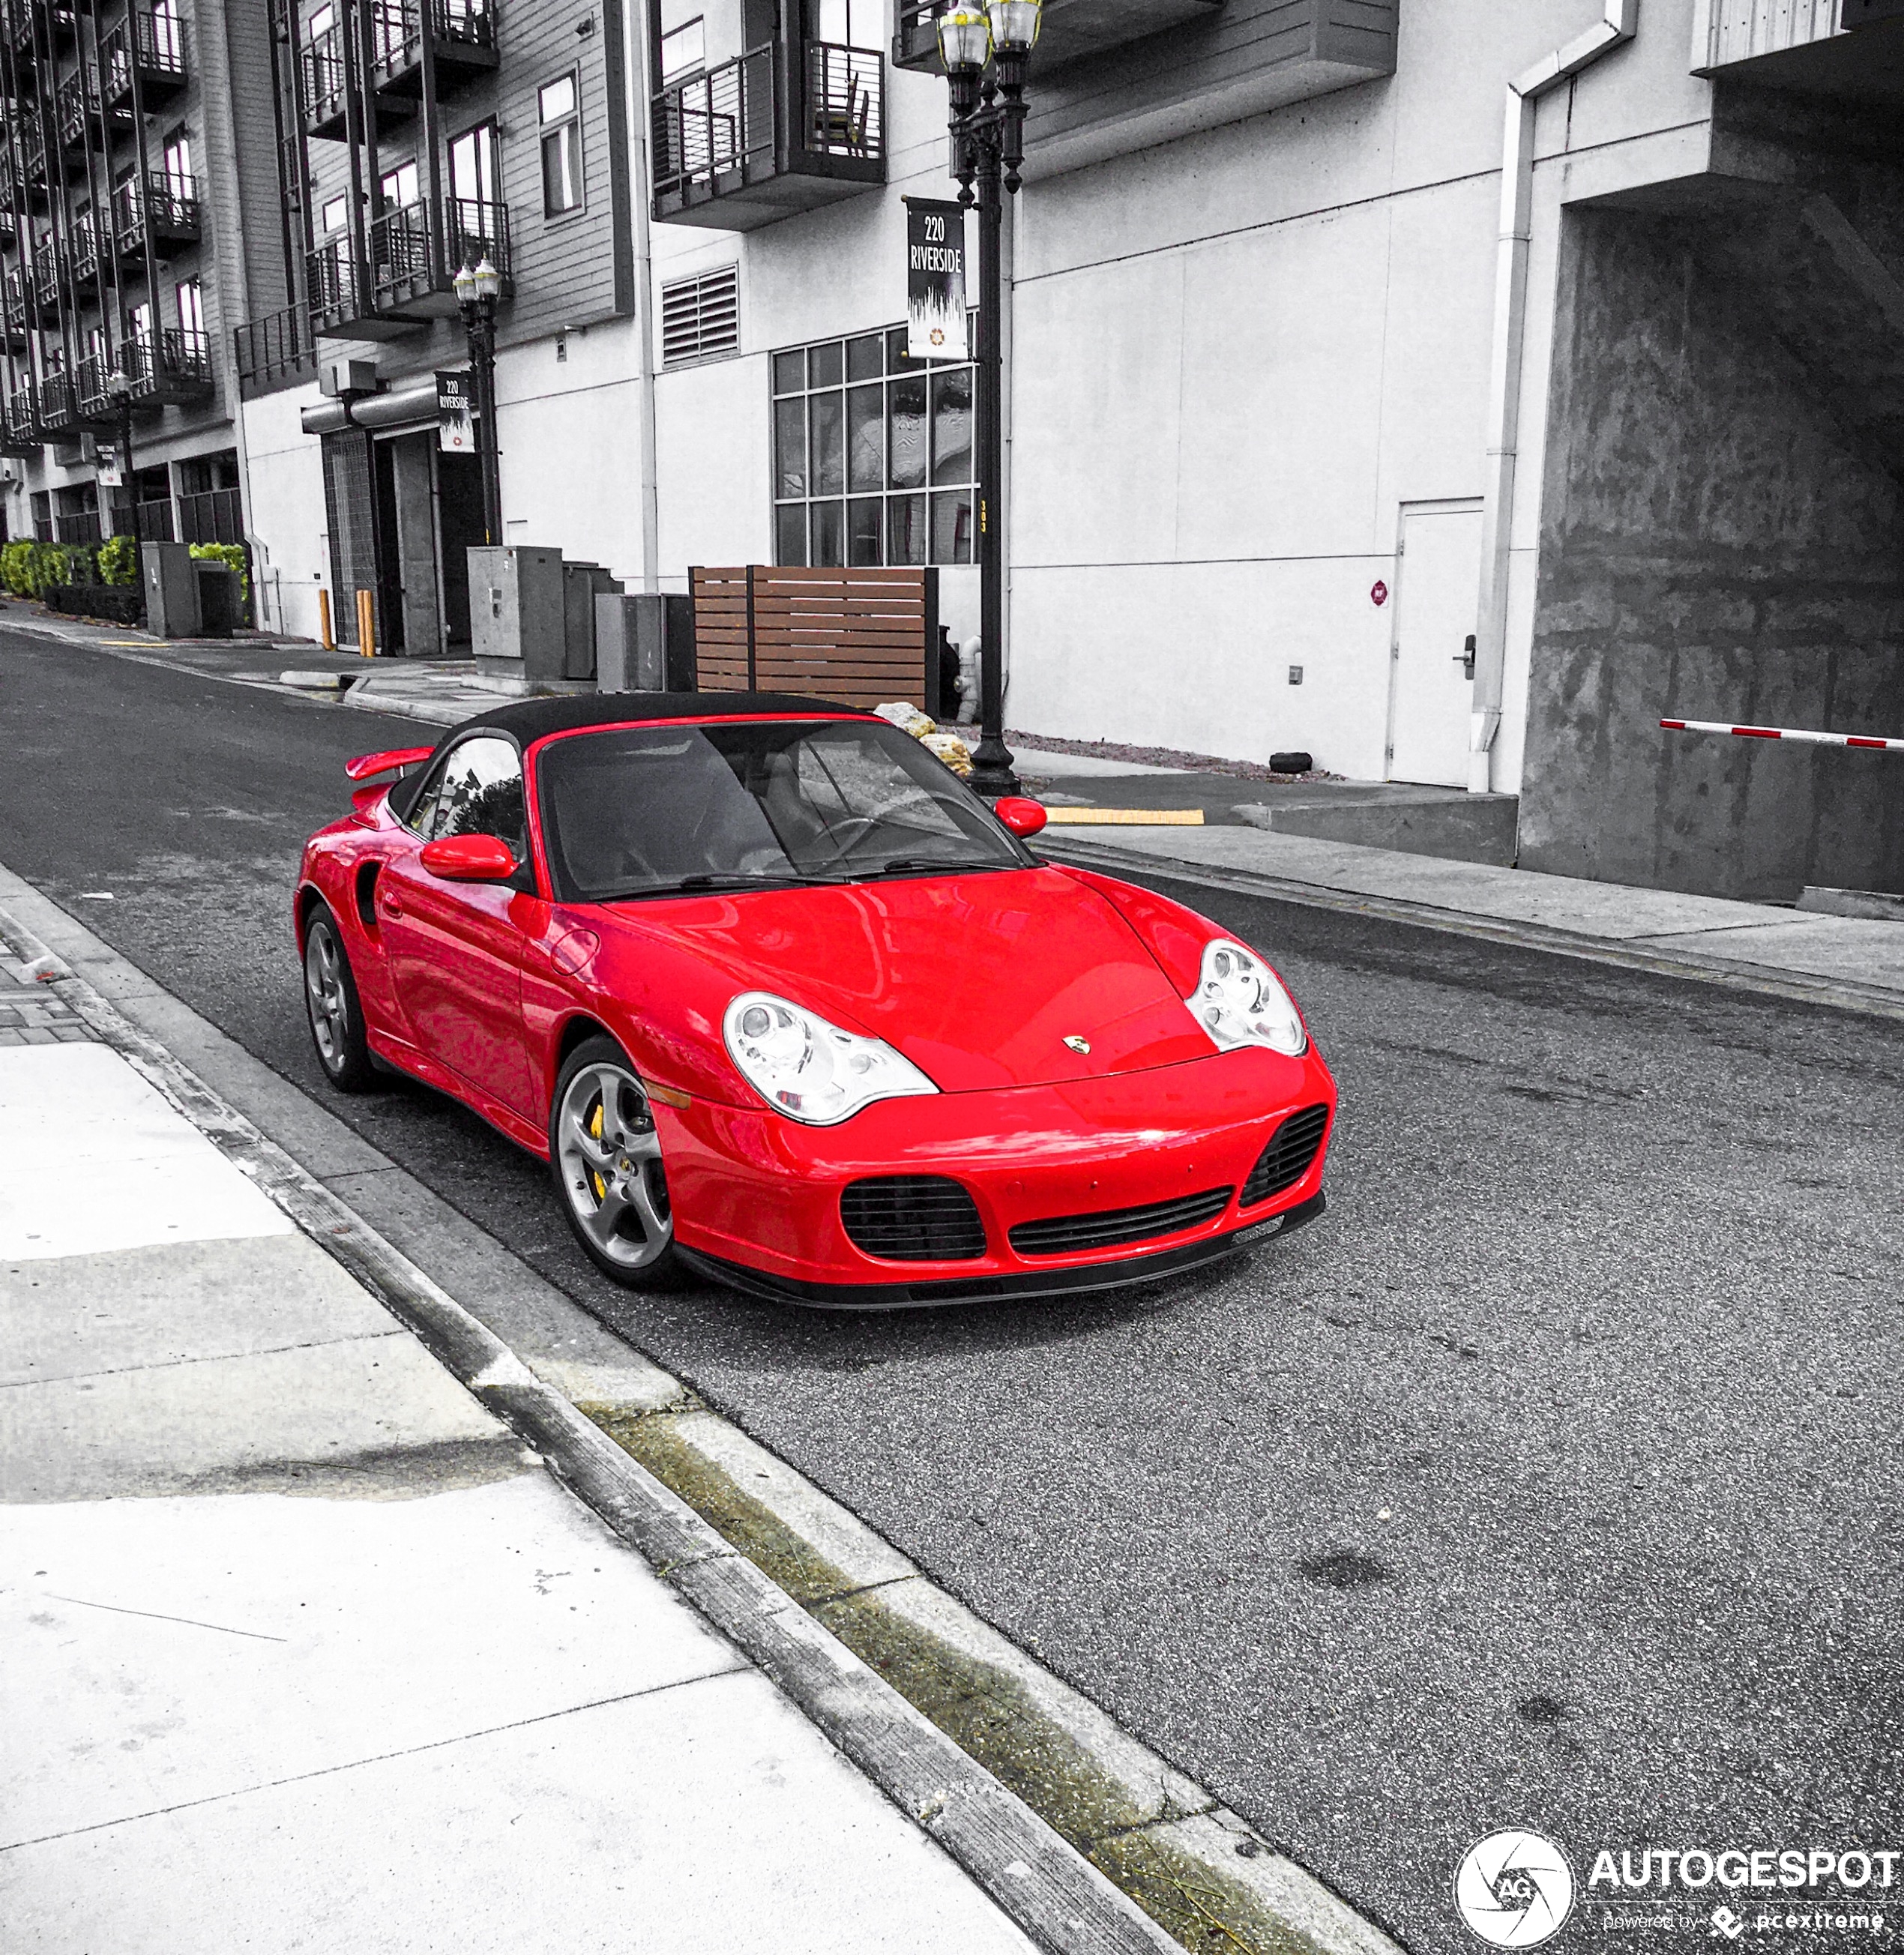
[588,1100,608,1204]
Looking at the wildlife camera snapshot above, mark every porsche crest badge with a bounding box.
[1063,1035,1091,1054]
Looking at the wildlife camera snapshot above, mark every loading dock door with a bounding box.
[1388,501,1483,787]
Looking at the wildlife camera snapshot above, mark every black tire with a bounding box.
[301,903,380,1094]
[549,1034,686,1289]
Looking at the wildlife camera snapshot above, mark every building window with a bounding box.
[660,17,704,81]
[771,322,974,568]
[660,265,738,367]
[161,130,193,199]
[321,193,347,233]
[177,278,205,340]
[538,73,584,217]
[379,159,420,209]
[450,121,498,206]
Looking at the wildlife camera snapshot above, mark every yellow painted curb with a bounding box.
[1041,808,1205,827]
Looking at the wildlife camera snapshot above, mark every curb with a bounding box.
[0,895,1403,1955]
[1042,836,1904,1025]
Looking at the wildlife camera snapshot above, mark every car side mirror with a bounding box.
[419,834,519,882]
[993,796,1048,839]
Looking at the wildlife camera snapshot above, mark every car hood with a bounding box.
[597,866,1215,1093]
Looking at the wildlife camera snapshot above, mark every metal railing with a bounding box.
[652,46,774,199]
[69,211,99,284]
[805,43,882,157]
[234,302,314,389]
[301,23,346,127]
[178,485,242,544]
[55,507,103,543]
[112,169,201,250]
[100,3,187,100]
[31,238,64,310]
[130,494,175,541]
[120,325,211,400]
[1,388,39,447]
[370,0,496,79]
[74,350,112,417]
[2,267,27,333]
[36,370,75,430]
[55,68,93,149]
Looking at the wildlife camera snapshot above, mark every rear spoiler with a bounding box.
[345,746,434,781]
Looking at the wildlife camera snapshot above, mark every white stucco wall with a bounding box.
[241,384,333,645]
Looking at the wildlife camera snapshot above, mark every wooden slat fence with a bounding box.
[690,565,939,711]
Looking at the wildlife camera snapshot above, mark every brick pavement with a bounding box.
[0,942,89,1047]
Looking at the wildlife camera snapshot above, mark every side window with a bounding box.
[538,73,584,218]
[428,735,526,858]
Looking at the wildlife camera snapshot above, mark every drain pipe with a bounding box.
[1470,0,1638,794]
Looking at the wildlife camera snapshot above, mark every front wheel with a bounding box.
[549,1036,684,1289]
[303,904,379,1093]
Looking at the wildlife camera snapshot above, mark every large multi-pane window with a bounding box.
[771,323,974,568]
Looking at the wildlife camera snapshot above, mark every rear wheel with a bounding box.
[302,905,379,1093]
[550,1036,684,1288]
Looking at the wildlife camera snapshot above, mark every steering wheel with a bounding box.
[805,798,918,868]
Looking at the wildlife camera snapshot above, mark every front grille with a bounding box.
[1241,1103,1331,1207]
[840,1175,986,1262]
[1008,1186,1235,1258]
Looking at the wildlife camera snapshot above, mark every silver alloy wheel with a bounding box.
[304,923,349,1071]
[555,1060,673,1270]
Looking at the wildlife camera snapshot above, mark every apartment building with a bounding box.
[643,0,1904,901]
[0,0,274,552]
[234,0,645,653]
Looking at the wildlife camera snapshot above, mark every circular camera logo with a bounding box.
[1453,1831,1575,1948]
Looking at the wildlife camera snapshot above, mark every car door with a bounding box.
[379,733,536,1117]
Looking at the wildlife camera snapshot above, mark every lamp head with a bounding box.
[472,256,502,304]
[453,260,477,307]
[984,0,1040,52]
[936,5,990,73]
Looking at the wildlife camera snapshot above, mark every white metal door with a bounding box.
[1387,502,1483,787]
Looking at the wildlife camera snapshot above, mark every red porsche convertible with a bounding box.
[296,694,1335,1307]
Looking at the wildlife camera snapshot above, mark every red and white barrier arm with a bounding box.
[1660,718,1904,754]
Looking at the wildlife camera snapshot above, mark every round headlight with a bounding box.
[723,991,939,1124]
[1189,938,1308,1055]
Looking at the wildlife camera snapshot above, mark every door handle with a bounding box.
[379,892,403,919]
[1454,633,1477,681]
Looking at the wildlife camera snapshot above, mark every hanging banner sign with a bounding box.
[95,444,125,489]
[437,370,474,454]
[905,197,968,361]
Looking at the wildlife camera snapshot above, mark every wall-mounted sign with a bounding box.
[1370,579,1389,607]
[904,197,968,362]
[437,370,474,455]
[95,444,124,489]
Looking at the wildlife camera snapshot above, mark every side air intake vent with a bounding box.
[841,1175,986,1261]
[1241,1104,1331,1207]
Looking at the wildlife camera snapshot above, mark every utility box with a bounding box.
[142,541,199,639]
[562,562,624,681]
[595,593,696,692]
[469,545,566,686]
[193,562,240,639]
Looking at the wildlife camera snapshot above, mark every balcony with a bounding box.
[301,24,349,139]
[894,0,1220,71]
[0,387,39,454]
[121,325,214,408]
[36,371,76,433]
[370,0,498,104]
[1,266,27,341]
[112,169,201,256]
[31,237,64,318]
[56,69,94,154]
[652,41,885,229]
[309,194,510,336]
[70,211,99,286]
[99,4,189,112]
[234,301,317,396]
[74,352,118,424]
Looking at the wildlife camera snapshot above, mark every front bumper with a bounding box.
[657,1045,1336,1307]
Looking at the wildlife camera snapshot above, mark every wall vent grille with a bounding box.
[661,265,739,367]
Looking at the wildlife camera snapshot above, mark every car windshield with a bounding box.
[535,717,1031,903]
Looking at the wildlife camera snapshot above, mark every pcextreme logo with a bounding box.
[1454,1831,1577,1948]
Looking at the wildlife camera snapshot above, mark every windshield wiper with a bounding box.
[605,871,833,900]
[843,857,1017,881]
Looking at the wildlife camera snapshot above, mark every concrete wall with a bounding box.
[241,385,333,642]
[1519,201,1904,901]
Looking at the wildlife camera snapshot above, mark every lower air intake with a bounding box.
[1241,1103,1331,1207]
[840,1175,986,1262]
[1008,1186,1234,1258]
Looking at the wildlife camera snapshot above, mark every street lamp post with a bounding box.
[937,0,1040,800]
[454,256,504,546]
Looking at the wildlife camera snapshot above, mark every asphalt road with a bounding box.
[6,630,1901,1954]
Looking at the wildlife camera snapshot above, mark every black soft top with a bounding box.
[439,690,880,750]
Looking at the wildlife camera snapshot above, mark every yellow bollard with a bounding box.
[355,588,376,658]
[317,586,334,651]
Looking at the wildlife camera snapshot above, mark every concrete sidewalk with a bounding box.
[0,973,1038,1950]
[1046,823,1904,1016]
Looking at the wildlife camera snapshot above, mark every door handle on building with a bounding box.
[1455,634,1477,681]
